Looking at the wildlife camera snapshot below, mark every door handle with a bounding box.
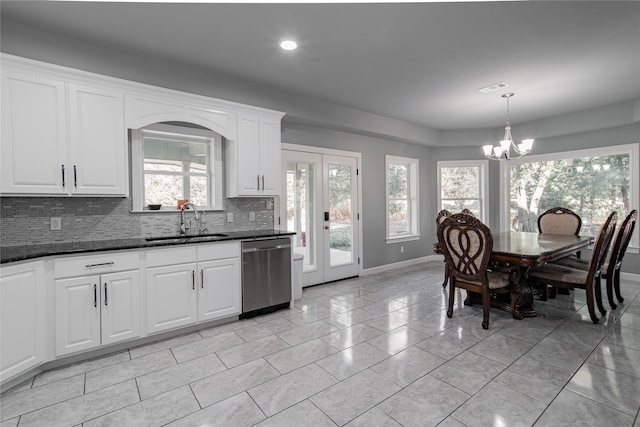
[201,269,204,289]
[192,270,195,290]
[257,174,260,191]
[73,165,78,189]
[261,175,265,190]
[61,165,65,188]
[104,283,108,306]
[93,284,97,308]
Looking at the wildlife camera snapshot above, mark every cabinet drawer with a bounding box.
[55,251,139,278]
[197,242,240,261]
[146,246,197,268]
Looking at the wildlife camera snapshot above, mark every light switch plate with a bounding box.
[50,217,62,231]
[227,212,233,222]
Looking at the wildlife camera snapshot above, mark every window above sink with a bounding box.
[130,123,223,212]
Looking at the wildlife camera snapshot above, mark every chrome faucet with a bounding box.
[179,202,200,236]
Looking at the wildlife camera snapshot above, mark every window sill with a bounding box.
[386,234,420,244]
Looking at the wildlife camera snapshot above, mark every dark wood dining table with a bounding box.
[488,231,592,318]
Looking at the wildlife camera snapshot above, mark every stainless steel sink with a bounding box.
[145,233,228,242]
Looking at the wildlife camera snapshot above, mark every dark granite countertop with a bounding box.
[1,229,296,264]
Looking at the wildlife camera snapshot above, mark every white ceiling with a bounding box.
[2,1,639,130]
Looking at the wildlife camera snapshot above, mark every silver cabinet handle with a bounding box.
[200,269,204,289]
[94,284,97,308]
[73,165,78,189]
[257,174,260,190]
[61,165,66,188]
[104,283,108,306]
[261,175,265,190]
[85,262,115,268]
[192,270,195,290]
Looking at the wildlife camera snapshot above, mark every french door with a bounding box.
[281,148,360,286]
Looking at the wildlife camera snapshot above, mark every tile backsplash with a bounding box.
[0,196,275,246]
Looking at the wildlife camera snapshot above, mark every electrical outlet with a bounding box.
[400,246,404,254]
[50,217,62,231]
[249,211,256,221]
[227,212,234,222]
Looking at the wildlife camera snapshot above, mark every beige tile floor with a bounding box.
[2,261,640,426]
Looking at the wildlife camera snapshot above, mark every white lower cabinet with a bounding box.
[145,263,198,334]
[146,243,241,334]
[198,258,241,321]
[0,261,46,383]
[55,269,141,357]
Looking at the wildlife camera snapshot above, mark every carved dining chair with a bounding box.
[433,209,452,288]
[554,209,637,309]
[527,211,617,324]
[437,213,518,329]
[537,207,583,299]
[460,208,475,216]
[538,207,582,236]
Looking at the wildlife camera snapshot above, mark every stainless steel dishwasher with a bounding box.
[241,238,292,317]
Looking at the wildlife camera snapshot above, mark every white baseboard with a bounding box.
[361,255,443,276]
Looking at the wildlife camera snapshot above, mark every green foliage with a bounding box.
[509,154,630,233]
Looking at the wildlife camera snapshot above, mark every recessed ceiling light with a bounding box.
[280,40,297,51]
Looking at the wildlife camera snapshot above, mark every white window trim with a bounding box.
[130,123,223,212]
[386,155,420,243]
[437,160,489,222]
[499,142,639,250]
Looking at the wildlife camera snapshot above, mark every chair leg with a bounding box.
[447,278,455,319]
[442,263,449,288]
[614,268,624,303]
[606,273,617,310]
[539,285,548,301]
[585,280,600,324]
[481,290,490,330]
[594,277,607,316]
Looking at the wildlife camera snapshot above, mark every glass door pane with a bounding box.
[327,163,354,267]
[286,160,317,273]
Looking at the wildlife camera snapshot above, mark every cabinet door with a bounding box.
[146,263,198,334]
[68,83,127,196]
[101,270,141,346]
[1,71,68,195]
[0,262,46,383]
[198,258,241,321]
[55,275,101,356]
[236,112,261,196]
[259,116,281,195]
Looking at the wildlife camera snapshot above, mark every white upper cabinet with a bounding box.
[68,84,127,195]
[226,112,284,197]
[1,71,68,195]
[1,60,128,196]
[1,54,285,199]
[124,93,237,140]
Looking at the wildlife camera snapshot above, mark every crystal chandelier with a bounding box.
[482,93,534,160]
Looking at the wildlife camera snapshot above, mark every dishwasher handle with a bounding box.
[242,244,290,253]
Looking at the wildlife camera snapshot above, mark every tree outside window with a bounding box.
[508,153,631,238]
[437,160,488,221]
[386,155,419,241]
